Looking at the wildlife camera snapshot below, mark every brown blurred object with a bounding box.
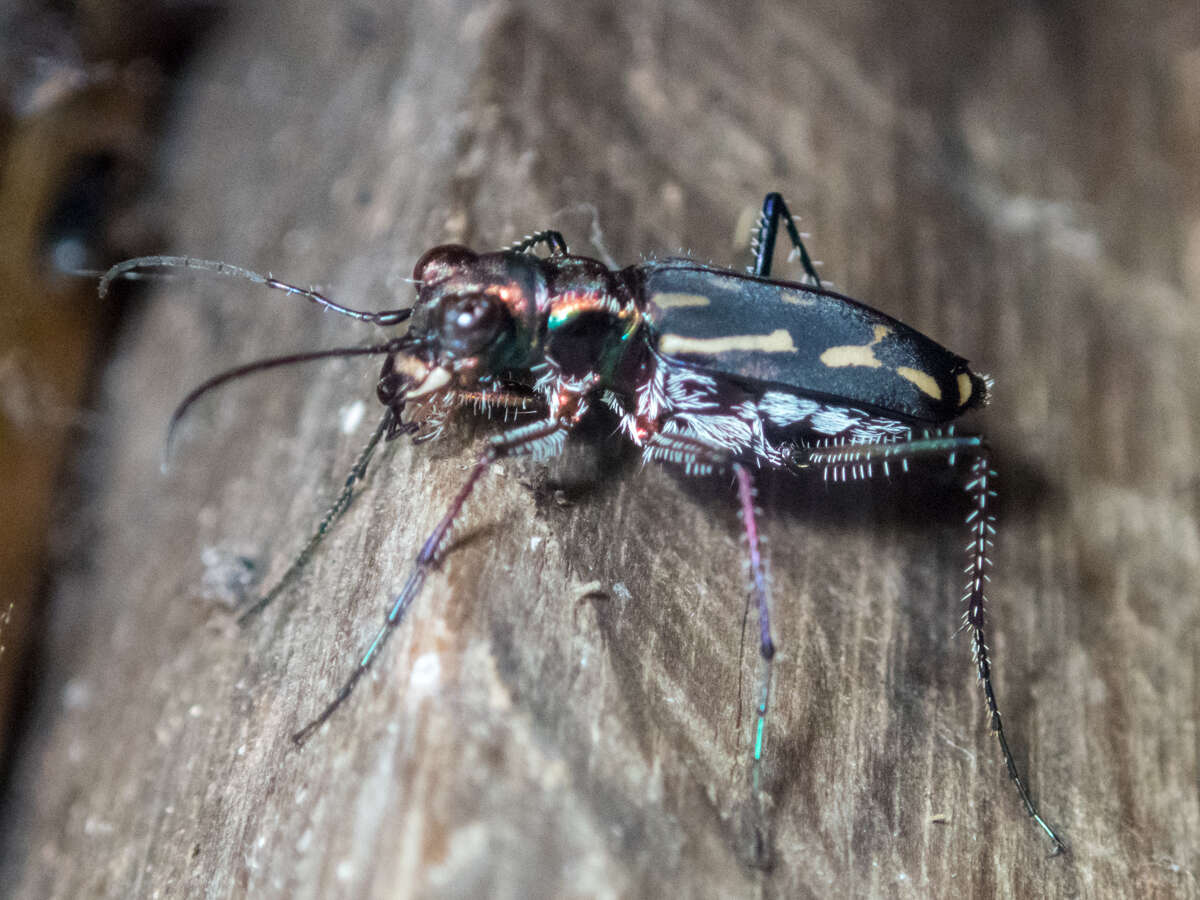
[0,2,194,765]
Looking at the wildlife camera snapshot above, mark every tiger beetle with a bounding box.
[100,192,1066,856]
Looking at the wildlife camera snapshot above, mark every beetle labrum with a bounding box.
[100,192,1065,855]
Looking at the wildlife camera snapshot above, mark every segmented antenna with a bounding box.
[162,341,406,466]
[98,255,413,326]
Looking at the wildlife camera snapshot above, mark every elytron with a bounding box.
[101,192,1065,854]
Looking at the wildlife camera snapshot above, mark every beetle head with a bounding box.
[381,245,543,407]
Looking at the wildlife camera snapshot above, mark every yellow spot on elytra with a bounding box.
[659,329,797,355]
[820,324,891,368]
[897,366,942,400]
[778,288,816,306]
[651,292,711,308]
[820,346,880,367]
[957,373,973,406]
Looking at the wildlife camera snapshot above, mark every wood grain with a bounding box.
[2,1,1197,897]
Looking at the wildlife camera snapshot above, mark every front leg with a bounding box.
[241,388,544,623]
[237,408,396,623]
[293,413,579,745]
[642,430,777,857]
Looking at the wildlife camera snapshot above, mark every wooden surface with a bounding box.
[0,8,167,785]
[2,1,1197,897]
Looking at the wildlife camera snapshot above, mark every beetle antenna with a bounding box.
[99,256,413,326]
[164,342,400,469]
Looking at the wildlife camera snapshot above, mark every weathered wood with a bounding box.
[2,1,1197,897]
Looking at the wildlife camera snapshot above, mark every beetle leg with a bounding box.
[751,192,822,287]
[237,387,543,625]
[731,462,778,820]
[237,408,395,623]
[641,431,775,657]
[508,229,570,257]
[292,414,577,746]
[789,429,1068,854]
[643,431,776,833]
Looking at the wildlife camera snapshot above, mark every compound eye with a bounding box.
[439,293,503,355]
[413,244,475,284]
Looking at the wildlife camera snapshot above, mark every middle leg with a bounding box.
[643,430,777,826]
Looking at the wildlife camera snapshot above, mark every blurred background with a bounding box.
[0,1,1196,897]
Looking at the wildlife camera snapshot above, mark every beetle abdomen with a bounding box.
[636,261,986,423]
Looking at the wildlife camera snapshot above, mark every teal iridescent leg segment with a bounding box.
[292,414,575,746]
[643,431,777,827]
[733,463,775,801]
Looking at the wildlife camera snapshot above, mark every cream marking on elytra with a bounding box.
[957,372,973,406]
[776,287,816,307]
[896,366,942,400]
[819,324,890,368]
[650,292,711,308]
[659,328,797,356]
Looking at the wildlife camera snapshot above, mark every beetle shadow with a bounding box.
[696,447,1059,532]
[651,443,1060,856]
[523,411,645,509]
[697,453,1061,856]
[487,411,1064,862]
